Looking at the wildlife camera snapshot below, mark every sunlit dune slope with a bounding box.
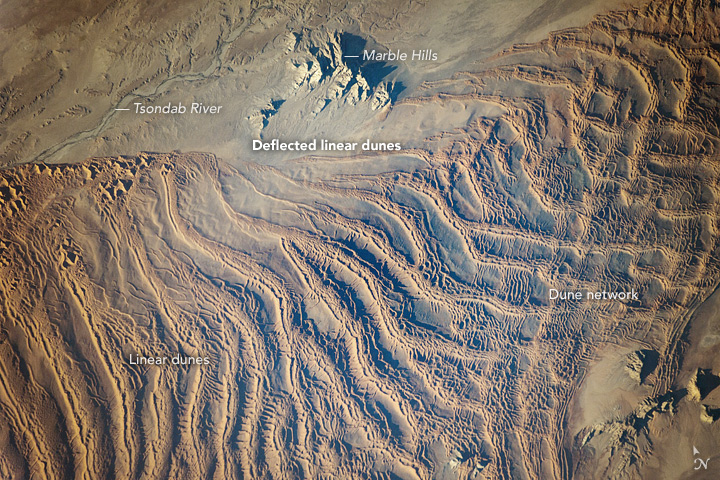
[1,0,720,479]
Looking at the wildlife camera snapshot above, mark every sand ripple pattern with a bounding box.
[1,1,720,478]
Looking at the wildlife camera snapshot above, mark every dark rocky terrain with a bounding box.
[1,0,719,479]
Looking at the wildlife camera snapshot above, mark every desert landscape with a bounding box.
[1,0,720,479]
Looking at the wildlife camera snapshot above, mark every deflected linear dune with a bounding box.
[1,0,720,479]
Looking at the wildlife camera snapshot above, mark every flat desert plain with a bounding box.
[1,0,719,479]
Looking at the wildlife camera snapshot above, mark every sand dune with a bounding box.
[1,0,720,479]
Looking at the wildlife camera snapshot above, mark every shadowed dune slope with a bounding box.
[1,0,720,479]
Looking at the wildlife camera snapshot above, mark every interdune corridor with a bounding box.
[1,0,720,479]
